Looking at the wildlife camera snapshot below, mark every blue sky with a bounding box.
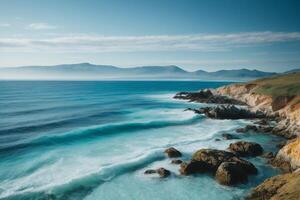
[0,0,300,72]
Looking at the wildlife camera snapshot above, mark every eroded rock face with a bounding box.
[164,147,182,158]
[229,141,263,157]
[246,171,300,200]
[215,162,248,185]
[272,96,295,112]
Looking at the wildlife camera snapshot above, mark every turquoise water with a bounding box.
[0,81,281,200]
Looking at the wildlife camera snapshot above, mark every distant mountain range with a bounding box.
[0,63,292,81]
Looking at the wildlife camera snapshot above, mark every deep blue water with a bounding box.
[0,81,281,200]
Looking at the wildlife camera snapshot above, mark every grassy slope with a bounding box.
[250,72,300,97]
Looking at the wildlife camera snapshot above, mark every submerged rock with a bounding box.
[156,168,171,178]
[144,168,171,178]
[171,159,183,164]
[215,162,248,185]
[229,141,263,157]
[144,169,157,174]
[222,133,239,140]
[164,147,182,158]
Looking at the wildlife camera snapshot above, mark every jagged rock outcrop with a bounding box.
[246,171,300,200]
[174,89,245,105]
[192,105,265,120]
[229,141,263,157]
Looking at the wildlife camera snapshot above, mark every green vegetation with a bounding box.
[250,72,300,97]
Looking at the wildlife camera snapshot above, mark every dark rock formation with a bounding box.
[164,147,182,158]
[144,168,171,178]
[144,169,157,174]
[229,141,263,157]
[174,89,246,105]
[215,162,248,185]
[246,171,300,200]
[192,149,257,174]
[194,105,265,120]
[180,160,210,175]
[156,168,171,178]
[222,133,239,140]
[171,159,183,164]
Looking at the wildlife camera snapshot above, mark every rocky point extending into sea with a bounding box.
[145,72,300,200]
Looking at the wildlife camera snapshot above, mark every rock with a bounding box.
[257,125,273,133]
[215,138,221,141]
[229,141,263,157]
[254,119,269,126]
[215,162,248,185]
[235,125,260,133]
[246,171,300,200]
[269,138,300,172]
[171,159,183,164]
[261,152,274,159]
[271,96,295,112]
[196,105,265,120]
[192,149,257,174]
[156,168,171,178]
[268,157,292,173]
[222,133,239,140]
[179,160,210,175]
[245,125,259,132]
[164,147,182,158]
[174,90,246,105]
[236,128,246,133]
[144,168,171,178]
[144,169,157,174]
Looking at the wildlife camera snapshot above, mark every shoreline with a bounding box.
[172,78,300,199]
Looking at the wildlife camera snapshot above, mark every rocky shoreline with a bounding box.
[173,84,300,199]
[145,82,299,199]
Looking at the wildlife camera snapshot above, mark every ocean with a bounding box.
[0,81,281,200]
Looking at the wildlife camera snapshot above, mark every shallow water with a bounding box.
[0,81,281,200]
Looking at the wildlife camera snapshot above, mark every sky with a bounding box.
[0,0,300,72]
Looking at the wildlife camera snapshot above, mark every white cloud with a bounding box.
[0,23,11,27]
[0,31,300,53]
[27,23,57,30]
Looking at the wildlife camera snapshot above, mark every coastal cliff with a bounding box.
[216,72,300,199]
